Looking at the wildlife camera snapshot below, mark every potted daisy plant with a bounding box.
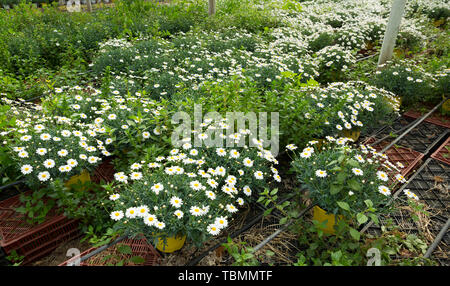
[108,121,280,252]
[289,137,406,235]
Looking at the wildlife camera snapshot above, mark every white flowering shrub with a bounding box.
[109,125,280,246]
[41,86,170,167]
[2,104,107,188]
[371,60,437,106]
[296,81,400,140]
[289,137,410,219]
[315,45,356,83]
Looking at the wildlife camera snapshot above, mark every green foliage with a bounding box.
[290,139,400,219]
[370,61,436,107]
[222,237,260,266]
[5,250,25,266]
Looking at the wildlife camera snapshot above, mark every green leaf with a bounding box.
[279,217,288,225]
[368,213,379,225]
[331,250,342,262]
[336,201,350,211]
[336,172,347,183]
[349,228,360,241]
[356,213,368,225]
[347,159,359,167]
[364,199,373,208]
[130,256,145,264]
[116,260,124,266]
[330,184,342,195]
[117,244,132,255]
[348,179,361,191]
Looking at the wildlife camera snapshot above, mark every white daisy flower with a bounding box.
[170,197,183,208]
[57,149,68,157]
[36,148,47,156]
[215,216,228,229]
[216,148,226,157]
[174,210,184,219]
[403,189,419,200]
[207,224,221,236]
[205,190,216,200]
[254,171,264,180]
[207,179,218,189]
[378,185,391,196]
[18,151,29,158]
[151,183,164,194]
[376,171,389,182]
[190,206,203,216]
[125,208,138,219]
[395,174,406,183]
[243,157,254,167]
[39,133,52,141]
[143,214,157,226]
[243,185,252,196]
[190,180,204,191]
[38,171,51,182]
[114,172,128,183]
[130,163,142,170]
[21,164,33,175]
[110,211,124,221]
[109,194,120,201]
[300,151,311,159]
[226,204,238,213]
[67,159,78,168]
[352,168,363,176]
[130,172,143,180]
[229,149,240,159]
[315,170,327,178]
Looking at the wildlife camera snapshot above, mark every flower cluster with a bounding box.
[42,86,167,153]
[2,101,108,187]
[289,136,411,217]
[300,81,400,139]
[109,121,280,246]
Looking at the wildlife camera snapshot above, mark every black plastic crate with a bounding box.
[365,116,448,154]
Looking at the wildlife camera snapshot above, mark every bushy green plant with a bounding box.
[371,61,436,107]
[315,45,356,83]
[290,138,405,220]
[109,120,280,247]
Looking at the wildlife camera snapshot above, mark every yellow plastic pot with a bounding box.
[156,234,187,253]
[387,96,402,109]
[65,170,91,188]
[442,99,450,114]
[339,128,361,142]
[312,206,344,235]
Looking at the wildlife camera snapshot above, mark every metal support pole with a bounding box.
[377,0,407,70]
[424,218,450,259]
[208,0,216,16]
[86,0,92,12]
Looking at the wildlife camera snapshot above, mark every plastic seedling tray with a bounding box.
[431,136,450,165]
[0,193,80,265]
[404,109,450,129]
[363,137,424,178]
[366,116,448,154]
[59,237,161,266]
[364,158,449,266]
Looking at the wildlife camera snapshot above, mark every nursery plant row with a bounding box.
[0,0,449,266]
